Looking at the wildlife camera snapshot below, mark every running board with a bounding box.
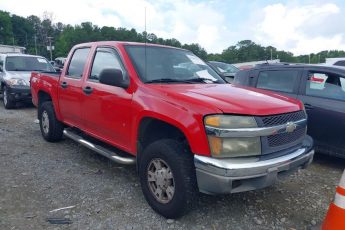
[63,129,136,165]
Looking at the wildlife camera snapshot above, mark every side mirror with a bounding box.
[99,68,129,88]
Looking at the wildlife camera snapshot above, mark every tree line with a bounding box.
[1,10,345,63]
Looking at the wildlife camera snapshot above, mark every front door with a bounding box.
[81,47,133,152]
[58,47,91,127]
[298,68,345,156]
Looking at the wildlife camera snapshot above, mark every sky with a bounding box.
[1,0,345,55]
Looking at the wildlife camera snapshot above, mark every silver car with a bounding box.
[0,53,55,109]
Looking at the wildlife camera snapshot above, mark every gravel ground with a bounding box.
[0,103,344,230]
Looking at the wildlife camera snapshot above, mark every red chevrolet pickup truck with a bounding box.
[30,41,314,218]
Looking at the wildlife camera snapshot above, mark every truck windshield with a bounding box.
[5,56,55,72]
[125,45,225,84]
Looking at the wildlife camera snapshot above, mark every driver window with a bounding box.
[89,48,124,82]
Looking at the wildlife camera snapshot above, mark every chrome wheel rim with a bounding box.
[3,89,7,106]
[147,158,175,204]
[41,111,49,134]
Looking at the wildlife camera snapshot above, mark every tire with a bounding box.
[139,139,198,219]
[3,86,16,109]
[39,101,64,142]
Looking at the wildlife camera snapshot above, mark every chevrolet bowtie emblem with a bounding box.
[286,122,297,133]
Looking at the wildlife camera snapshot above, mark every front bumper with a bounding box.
[6,85,31,102]
[194,135,314,195]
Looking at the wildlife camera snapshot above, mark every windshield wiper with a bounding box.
[145,78,222,84]
[145,78,196,84]
[184,78,222,83]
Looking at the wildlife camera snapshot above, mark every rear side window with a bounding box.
[233,70,249,85]
[256,70,299,93]
[306,72,345,101]
[66,48,90,78]
[89,48,124,82]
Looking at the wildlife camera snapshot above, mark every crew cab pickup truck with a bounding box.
[30,41,314,218]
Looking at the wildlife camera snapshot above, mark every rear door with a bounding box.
[81,46,133,152]
[297,68,345,156]
[253,68,303,98]
[58,47,91,127]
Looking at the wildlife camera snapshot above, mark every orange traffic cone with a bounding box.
[322,169,345,230]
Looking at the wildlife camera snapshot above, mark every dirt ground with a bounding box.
[0,103,344,230]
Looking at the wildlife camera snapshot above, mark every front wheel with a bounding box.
[139,139,198,219]
[3,86,16,109]
[39,101,64,142]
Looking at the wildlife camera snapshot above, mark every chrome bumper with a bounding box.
[194,136,314,195]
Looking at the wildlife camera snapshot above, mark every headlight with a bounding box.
[205,115,257,128]
[205,115,261,158]
[6,78,28,86]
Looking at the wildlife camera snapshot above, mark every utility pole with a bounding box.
[34,35,37,55]
[47,36,53,61]
[270,48,273,60]
[25,33,28,47]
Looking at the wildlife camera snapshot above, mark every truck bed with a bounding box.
[30,71,60,108]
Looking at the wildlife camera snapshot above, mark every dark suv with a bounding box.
[234,63,345,158]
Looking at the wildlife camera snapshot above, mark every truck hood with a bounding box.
[148,84,302,116]
[4,71,31,84]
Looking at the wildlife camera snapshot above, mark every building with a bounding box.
[0,44,26,54]
[233,59,280,70]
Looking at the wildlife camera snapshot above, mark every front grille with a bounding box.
[257,111,307,151]
[262,110,306,127]
[267,126,305,147]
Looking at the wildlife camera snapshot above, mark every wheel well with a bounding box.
[38,91,52,107]
[37,91,52,119]
[137,117,190,155]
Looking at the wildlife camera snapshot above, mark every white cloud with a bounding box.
[255,3,345,55]
[0,0,231,53]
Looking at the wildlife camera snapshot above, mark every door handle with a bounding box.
[60,81,68,89]
[304,103,314,110]
[83,86,93,95]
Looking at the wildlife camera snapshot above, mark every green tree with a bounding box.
[0,11,13,44]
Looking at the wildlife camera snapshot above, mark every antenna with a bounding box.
[145,6,147,44]
[144,6,147,81]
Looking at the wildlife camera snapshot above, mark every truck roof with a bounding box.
[73,41,188,51]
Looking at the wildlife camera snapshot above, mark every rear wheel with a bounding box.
[3,86,16,109]
[39,101,64,142]
[139,139,198,218]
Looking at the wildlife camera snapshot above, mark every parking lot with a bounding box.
[0,103,343,230]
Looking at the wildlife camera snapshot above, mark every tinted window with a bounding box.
[125,45,224,84]
[306,72,345,101]
[334,60,345,67]
[90,48,124,81]
[67,48,90,78]
[257,70,299,93]
[233,70,249,85]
